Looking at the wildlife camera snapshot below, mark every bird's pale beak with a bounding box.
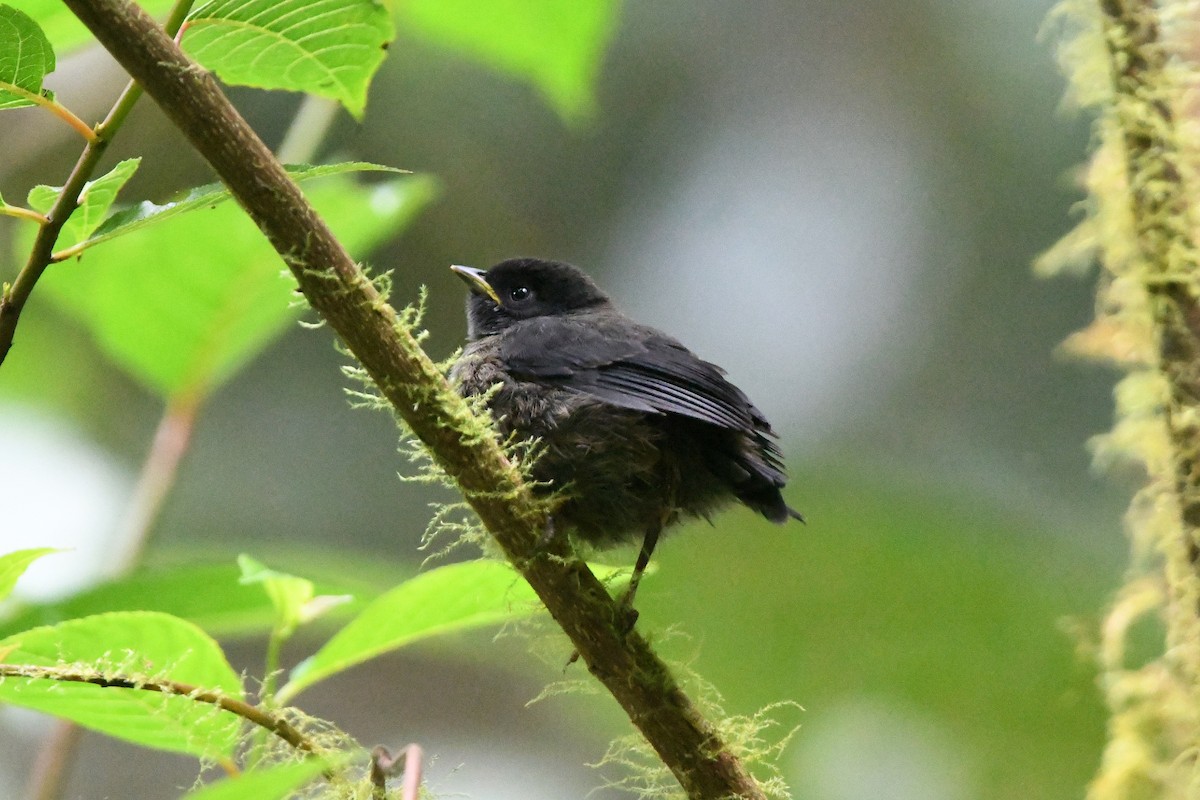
[450,264,501,306]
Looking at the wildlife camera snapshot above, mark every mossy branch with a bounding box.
[1047,0,1200,795]
[59,0,769,797]
[1096,0,1200,676]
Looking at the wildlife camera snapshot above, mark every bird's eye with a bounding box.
[509,286,531,302]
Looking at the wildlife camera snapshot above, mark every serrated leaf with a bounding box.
[278,560,629,702]
[0,3,55,111]
[38,173,436,399]
[181,756,346,800]
[76,162,402,255]
[28,158,140,249]
[396,0,619,123]
[182,0,393,118]
[0,548,59,602]
[0,611,244,757]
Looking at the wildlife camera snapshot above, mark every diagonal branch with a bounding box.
[58,1,768,797]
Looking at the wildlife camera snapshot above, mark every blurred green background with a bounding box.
[0,0,1124,798]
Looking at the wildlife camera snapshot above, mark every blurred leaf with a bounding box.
[182,0,393,119]
[279,560,628,702]
[0,611,244,757]
[38,173,436,399]
[77,162,404,254]
[237,554,313,639]
[0,4,54,111]
[0,561,378,640]
[0,547,58,602]
[28,158,140,249]
[395,0,620,123]
[181,756,347,800]
[8,0,174,55]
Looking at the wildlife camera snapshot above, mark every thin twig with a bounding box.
[25,722,83,800]
[109,392,201,576]
[59,1,769,797]
[0,0,193,367]
[370,743,423,800]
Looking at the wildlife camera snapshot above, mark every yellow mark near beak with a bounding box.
[450,264,501,306]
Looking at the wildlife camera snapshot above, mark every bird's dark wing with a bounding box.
[499,315,768,436]
[499,314,799,520]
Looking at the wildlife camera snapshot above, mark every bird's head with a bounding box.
[451,258,611,338]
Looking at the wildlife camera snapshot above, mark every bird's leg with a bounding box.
[614,518,664,633]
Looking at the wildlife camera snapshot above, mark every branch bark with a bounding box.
[59,1,768,797]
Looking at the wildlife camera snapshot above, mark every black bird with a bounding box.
[450,258,802,608]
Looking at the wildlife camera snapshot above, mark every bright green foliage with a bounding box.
[6,0,175,54]
[78,162,404,255]
[0,611,245,757]
[182,0,393,119]
[0,561,381,640]
[280,560,625,701]
[0,4,54,110]
[180,757,345,800]
[0,547,58,602]
[28,158,141,249]
[395,0,620,123]
[39,173,436,400]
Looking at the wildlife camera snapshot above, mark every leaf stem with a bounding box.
[0,0,194,368]
[1,204,50,225]
[110,392,201,576]
[0,83,99,142]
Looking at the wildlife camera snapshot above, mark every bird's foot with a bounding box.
[562,591,641,670]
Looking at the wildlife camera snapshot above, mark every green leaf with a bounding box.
[396,0,620,123]
[278,560,628,702]
[0,3,55,111]
[0,561,379,641]
[237,554,314,639]
[180,756,345,800]
[182,0,393,119]
[6,0,173,54]
[0,611,244,758]
[0,548,59,602]
[74,162,402,255]
[39,173,436,399]
[28,158,140,249]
